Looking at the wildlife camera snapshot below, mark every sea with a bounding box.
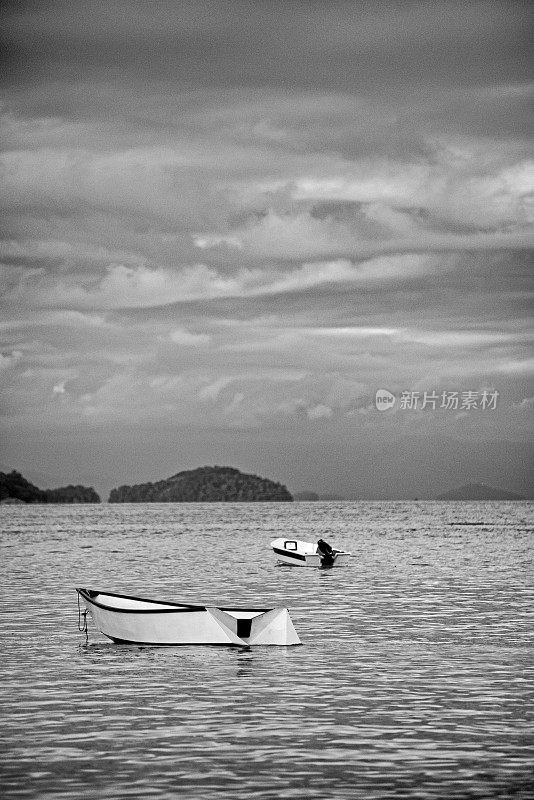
[1,501,533,800]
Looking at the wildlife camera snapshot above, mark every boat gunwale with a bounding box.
[76,588,273,615]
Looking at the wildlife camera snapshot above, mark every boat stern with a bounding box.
[209,607,301,646]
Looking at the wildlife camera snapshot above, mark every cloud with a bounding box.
[169,328,211,346]
[198,377,234,401]
[303,327,399,339]
[224,392,245,415]
[496,358,534,375]
[266,148,533,232]
[0,238,146,268]
[0,350,23,370]
[194,235,243,250]
[0,309,110,332]
[514,396,534,410]
[292,163,430,205]
[3,0,531,96]
[1,0,533,486]
[4,253,456,310]
[0,144,213,226]
[396,330,533,348]
[195,210,534,262]
[307,404,333,420]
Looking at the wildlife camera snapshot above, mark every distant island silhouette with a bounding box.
[108,466,293,502]
[2,470,525,505]
[0,470,100,503]
[437,483,525,501]
[293,491,345,501]
[293,491,320,501]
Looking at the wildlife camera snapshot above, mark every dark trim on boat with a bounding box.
[76,588,271,615]
[108,636,250,647]
[272,547,307,562]
[76,588,205,613]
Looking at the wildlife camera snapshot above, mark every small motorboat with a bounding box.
[271,538,351,567]
[76,588,301,646]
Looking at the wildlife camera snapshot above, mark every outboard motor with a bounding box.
[316,538,335,566]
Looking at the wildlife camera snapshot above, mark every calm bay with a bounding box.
[1,501,533,799]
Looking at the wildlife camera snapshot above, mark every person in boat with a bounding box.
[316,538,335,565]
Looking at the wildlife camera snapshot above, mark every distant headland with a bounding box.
[0,470,100,503]
[108,466,293,502]
[436,483,526,501]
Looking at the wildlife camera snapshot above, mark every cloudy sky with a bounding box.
[1,0,533,498]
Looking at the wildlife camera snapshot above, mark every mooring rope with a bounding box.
[77,592,89,643]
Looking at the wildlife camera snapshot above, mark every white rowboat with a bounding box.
[76,588,301,646]
[271,538,351,567]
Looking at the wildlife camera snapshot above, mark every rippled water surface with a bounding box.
[1,501,533,799]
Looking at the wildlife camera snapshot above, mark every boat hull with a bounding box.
[271,538,351,567]
[76,589,301,646]
[274,550,351,567]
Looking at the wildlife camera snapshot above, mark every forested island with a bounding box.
[108,466,293,502]
[0,471,100,503]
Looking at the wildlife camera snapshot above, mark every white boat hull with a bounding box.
[77,589,301,646]
[271,538,351,567]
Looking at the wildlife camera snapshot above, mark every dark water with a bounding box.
[1,501,533,799]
